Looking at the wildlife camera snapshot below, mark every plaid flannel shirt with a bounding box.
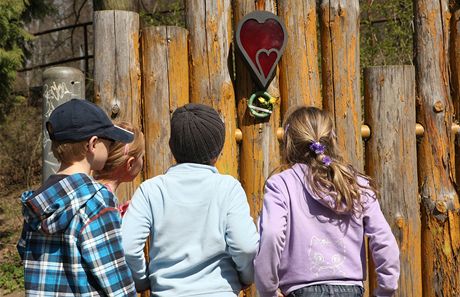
[17,173,136,296]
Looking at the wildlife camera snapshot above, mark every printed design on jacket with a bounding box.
[308,236,346,277]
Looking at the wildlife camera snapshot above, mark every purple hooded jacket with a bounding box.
[254,163,400,297]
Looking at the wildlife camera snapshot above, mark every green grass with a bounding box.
[0,252,23,294]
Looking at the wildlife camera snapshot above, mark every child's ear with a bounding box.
[87,136,99,152]
[126,156,135,171]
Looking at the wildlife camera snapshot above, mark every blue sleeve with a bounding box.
[79,207,136,296]
[121,185,153,292]
[225,181,260,285]
[17,223,27,260]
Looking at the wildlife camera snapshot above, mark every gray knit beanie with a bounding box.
[169,103,225,164]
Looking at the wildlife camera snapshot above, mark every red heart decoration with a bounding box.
[236,12,287,89]
[256,49,279,78]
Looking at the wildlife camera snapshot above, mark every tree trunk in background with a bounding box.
[319,0,362,170]
[93,0,139,11]
[93,10,142,201]
[414,1,460,296]
[364,66,422,297]
[185,0,238,177]
[233,0,280,296]
[278,0,321,111]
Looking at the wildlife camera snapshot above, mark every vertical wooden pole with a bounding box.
[233,1,280,296]
[414,1,460,296]
[142,26,189,178]
[450,1,460,184]
[319,0,362,169]
[185,0,238,177]
[278,0,321,112]
[93,10,142,201]
[319,2,366,295]
[140,25,189,297]
[233,0,280,224]
[364,66,422,297]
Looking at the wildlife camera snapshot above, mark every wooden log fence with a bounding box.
[278,0,321,111]
[414,1,460,296]
[93,10,142,203]
[233,2,280,296]
[364,66,422,297]
[142,26,189,178]
[319,0,362,170]
[185,0,238,177]
[451,1,460,188]
[87,0,460,296]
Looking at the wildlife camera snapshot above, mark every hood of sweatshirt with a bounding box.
[20,173,103,234]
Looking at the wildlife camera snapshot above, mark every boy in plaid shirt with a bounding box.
[17,99,137,296]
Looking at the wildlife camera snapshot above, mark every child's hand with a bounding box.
[276,289,284,297]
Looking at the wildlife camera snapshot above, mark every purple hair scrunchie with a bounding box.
[309,141,332,166]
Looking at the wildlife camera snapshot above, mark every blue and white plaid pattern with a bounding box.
[17,173,136,296]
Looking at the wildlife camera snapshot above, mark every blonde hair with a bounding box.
[282,106,376,215]
[52,141,87,163]
[93,121,145,180]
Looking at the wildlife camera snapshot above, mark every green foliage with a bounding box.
[141,0,185,27]
[0,252,24,294]
[360,0,413,68]
[0,0,53,120]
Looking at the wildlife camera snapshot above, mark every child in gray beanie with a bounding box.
[122,103,259,296]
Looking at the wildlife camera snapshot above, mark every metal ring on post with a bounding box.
[248,91,275,118]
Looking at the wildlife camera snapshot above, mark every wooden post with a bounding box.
[93,10,142,201]
[319,2,366,295]
[319,0,362,169]
[233,0,280,223]
[93,0,139,12]
[233,1,280,296]
[414,1,460,296]
[364,66,422,297]
[450,1,460,185]
[278,0,321,111]
[142,26,189,178]
[185,0,238,177]
[139,25,189,297]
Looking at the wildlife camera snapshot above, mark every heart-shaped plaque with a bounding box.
[236,11,288,89]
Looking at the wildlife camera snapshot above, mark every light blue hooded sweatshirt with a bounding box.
[121,163,259,297]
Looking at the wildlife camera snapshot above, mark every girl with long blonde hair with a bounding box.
[94,121,145,216]
[254,106,400,297]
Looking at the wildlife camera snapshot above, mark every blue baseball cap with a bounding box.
[46,99,134,143]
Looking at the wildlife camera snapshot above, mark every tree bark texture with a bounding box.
[414,1,460,296]
[93,10,142,202]
[233,1,280,296]
[364,66,422,297]
[139,25,189,297]
[278,0,322,112]
[450,2,460,186]
[142,26,189,179]
[185,0,238,177]
[319,0,362,170]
